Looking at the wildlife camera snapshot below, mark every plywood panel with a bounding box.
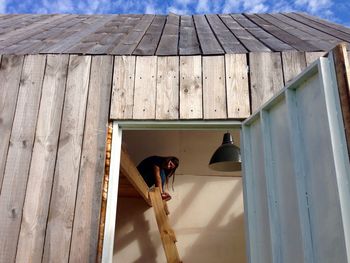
[156,56,179,119]
[69,56,113,263]
[0,55,24,192]
[179,56,202,119]
[202,56,227,119]
[0,55,46,263]
[225,54,250,118]
[42,55,91,263]
[282,51,307,84]
[249,52,284,112]
[16,55,69,263]
[110,56,136,119]
[132,56,157,119]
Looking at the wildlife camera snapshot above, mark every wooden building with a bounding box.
[0,12,349,263]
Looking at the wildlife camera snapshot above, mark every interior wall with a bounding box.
[113,130,246,262]
[122,130,241,177]
[114,175,246,263]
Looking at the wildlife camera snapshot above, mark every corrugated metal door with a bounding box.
[242,56,350,263]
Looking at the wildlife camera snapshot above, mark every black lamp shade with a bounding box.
[209,132,241,171]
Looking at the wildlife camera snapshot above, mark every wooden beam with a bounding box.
[332,43,350,157]
[120,148,152,206]
[149,187,180,263]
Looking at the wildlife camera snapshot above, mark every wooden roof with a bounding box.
[0,12,349,55]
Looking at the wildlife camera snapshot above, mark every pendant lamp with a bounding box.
[209,132,241,171]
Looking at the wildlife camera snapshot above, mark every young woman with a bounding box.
[137,156,179,201]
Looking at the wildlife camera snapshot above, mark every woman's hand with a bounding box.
[161,192,171,201]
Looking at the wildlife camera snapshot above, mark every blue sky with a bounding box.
[0,0,349,26]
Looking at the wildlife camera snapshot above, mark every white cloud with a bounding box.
[0,0,7,13]
[243,0,268,13]
[195,0,210,13]
[295,0,333,13]
[223,0,242,13]
[167,6,191,15]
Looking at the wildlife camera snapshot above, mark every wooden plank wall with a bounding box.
[0,51,326,262]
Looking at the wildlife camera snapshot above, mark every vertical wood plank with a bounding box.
[202,56,227,119]
[305,52,326,66]
[225,54,250,118]
[0,55,46,263]
[282,51,307,84]
[69,56,113,263]
[132,56,157,119]
[110,56,136,119]
[156,56,179,119]
[249,52,284,112]
[0,55,24,192]
[16,55,69,263]
[42,55,91,263]
[179,56,202,119]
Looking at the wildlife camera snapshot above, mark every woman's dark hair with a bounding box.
[163,156,179,191]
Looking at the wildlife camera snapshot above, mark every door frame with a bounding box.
[102,120,242,263]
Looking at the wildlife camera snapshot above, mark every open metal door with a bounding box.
[242,51,350,263]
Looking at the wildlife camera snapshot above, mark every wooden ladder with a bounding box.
[149,187,181,263]
[120,149,181,262]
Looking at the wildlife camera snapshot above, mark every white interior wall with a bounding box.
[122,130,241,177]
[113,130,246,263]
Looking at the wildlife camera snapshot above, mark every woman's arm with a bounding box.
[153,165,163,193]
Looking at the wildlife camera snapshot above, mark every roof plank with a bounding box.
[258,14,333,50]
[231,14,295,51]
[206,14,247,53]
[111,14,155,55]
[193,15,224,55]
[244,13,317,51]
[156,14,180,55]
[41,15,116,53]
[219,14,270,52]
[179,15,201,55]
[284,13,350,43]
[133,15,166,55]
[297,12,350,36]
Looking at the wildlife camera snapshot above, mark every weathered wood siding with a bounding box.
[0,51,326,262]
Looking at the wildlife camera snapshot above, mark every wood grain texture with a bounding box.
[179,15,201,55]
[120,148,151,206]
[249,52,284,112]
[156,14,180,56]
[0,55,24,192]
[16,55,69,263]
[257,13,334,51]
[245,13,317,51]
[206,14,247,53]
[133,15,166,55]
[193,15,224,55]
[149,187,180,263]
[225,54,250,118]
[332,44,350,157]
[272,13,341,49]
[179,56,202,119]
[284,13,350,43]
[0,55,46,263]
[69,55,113,263]
[156,56,179,119]
[42,55,91,263]
[282,51,307,84]
[112,15,154,55]
[202,56,227,119]
[132,56,157,119]
[110,56,136,119]
[220,14,270,52]
[305,52,326,66]
[232,14,294,52]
